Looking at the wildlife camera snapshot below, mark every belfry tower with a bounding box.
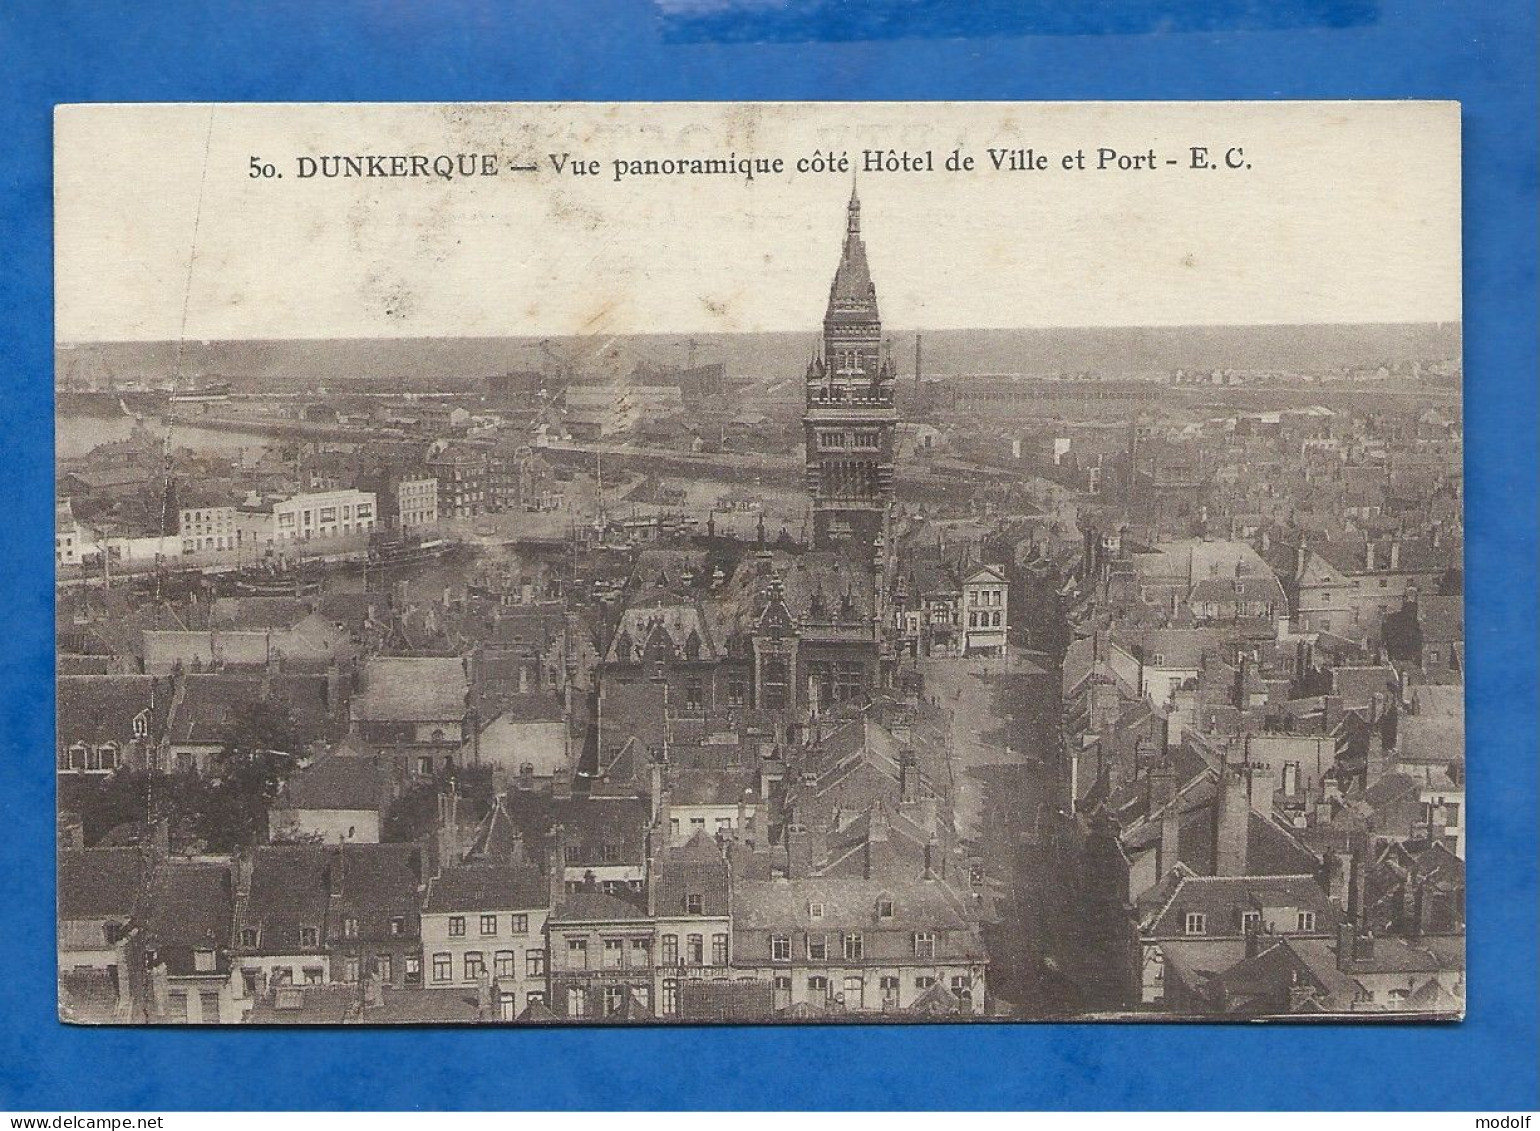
[803,187,898,563]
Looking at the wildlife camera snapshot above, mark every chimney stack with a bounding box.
[899,754,917,805]
[785,823,811,879]
[922,838,938,881]
[1213,765,1250,877]
[548,824,567,908]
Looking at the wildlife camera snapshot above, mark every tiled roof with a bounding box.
[210,597,311,630]
[1139,871,1336,937]
[353,656,468,722]
[276,754,391,812]
[239,846,332,953]
[651,833,731,918]
[57,675,171,750]
[423,863,549,914]
[733,875,972,934]
[549,888,650,923]
[144,862,233,974]
[58,847,145,921]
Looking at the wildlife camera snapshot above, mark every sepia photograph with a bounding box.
[53,101,1464,1026]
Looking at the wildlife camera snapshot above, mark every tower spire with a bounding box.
[847,180,861,234]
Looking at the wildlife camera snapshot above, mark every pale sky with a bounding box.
[55,101,1461,342]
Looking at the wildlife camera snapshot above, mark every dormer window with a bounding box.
[684,631,702,661]
[239,927,259,948]
[132,709,149,739]
[877,898,895,919]
[1296,911,1317,932]
[193,948,216,973]
[686,894,703,915]
[1183,912,1207,936]
[1239,910,1260,933]
[299,926,319,949]
[809,901,825,921]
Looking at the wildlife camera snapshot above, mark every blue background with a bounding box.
[1,0,1535,1112]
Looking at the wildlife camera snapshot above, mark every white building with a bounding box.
[397,477,438,531]
[961,565,1009,657]
[179,503,239,554]
[237,489,377,552]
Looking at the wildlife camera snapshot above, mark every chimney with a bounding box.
[437,787,462,868]
[1335,919,1356,971]
[1245,760,1275,815]
[1347,830,1369,925]
[1213,766,1250,877]
[1147,758,1177,813]
[1244,917,1264,960]
[1326,848,1353,911]
[551,772,572,800]
[548,824,567,908]
[922,838,938,881]
[785,823,811,879]
[1409,879,1430,941]
[328,845,346,898]
[899,754,917,805]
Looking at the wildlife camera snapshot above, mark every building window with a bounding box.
[1240,911,1260,934]
[602,986,625,1017]
[807,934,828,961]
[771,935,791,962]
[432,953,452,982]
[375,954,392,983]
[511,913,528,934]
[631,938,649,965]
[808,975,829,1000]
[726,676,747,707]
[661,934,678,965]
[299,926,318,949]
[480,914,498,936]
[566,938,588,969]
[526,949,546,977]
[343,955,360,983]
[913,932,936,959]
[843,933,864,961]
[661,979,678,1016]
[880,976,900,1006]
[686,934,704,965]
[195,990,220,1022]
[494,951,515,978]
[566,986,588,1018]
[877,898,894,919]
[1184,913,1207,936]
[405,956,422,986]
[240,927,259,948]
[915,975,937,991]
[686,894,703,915]
[389,916,405,937]
[449,916,466,937]
[603,939,626,969]
[712,933,729,966]
[1296,911,1317,932]
[302,967,324,986]
[465,952,485,980]
[343,917,359,939]
[809,901,825,921]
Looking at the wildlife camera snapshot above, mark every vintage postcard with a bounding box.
[54,101,1463,1024]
